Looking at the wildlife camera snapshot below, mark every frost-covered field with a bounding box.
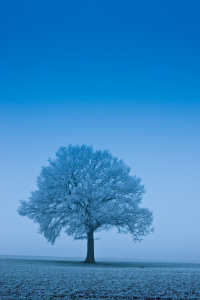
[0,257,200,299]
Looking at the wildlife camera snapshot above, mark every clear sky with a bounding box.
[0,0,200,263]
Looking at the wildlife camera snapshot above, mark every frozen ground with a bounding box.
[0,257,200,299]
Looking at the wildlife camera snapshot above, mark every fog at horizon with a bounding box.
[0,1,200,263]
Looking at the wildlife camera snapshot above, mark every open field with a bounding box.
[0,257,200,299]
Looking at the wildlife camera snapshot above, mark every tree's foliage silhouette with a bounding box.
[18,144,154,263]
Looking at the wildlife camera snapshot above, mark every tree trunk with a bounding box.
[84,230,95,263]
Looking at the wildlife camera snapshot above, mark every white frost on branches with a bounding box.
[18,144,154,244]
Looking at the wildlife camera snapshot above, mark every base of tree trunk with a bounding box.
[84,258,96,264]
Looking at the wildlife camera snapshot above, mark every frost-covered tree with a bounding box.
[18,144,154,263]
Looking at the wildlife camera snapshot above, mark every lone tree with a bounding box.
[18,144,154,263]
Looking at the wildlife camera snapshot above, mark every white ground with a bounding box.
[0,258,200,299]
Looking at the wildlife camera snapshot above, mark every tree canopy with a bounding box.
[18,144,154,263]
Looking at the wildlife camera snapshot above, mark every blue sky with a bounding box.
[0,0,200,262]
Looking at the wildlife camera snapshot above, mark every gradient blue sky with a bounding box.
[0,0,200,262]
